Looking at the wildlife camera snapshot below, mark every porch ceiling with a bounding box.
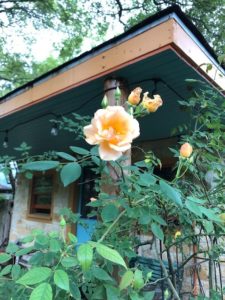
[0,49,206,157]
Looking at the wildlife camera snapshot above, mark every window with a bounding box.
[28,174,54,219]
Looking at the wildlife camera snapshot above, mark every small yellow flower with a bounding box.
[180,143,193,158]
[142,93,163,112]
[174,231,182,239]
[128,87,142,105]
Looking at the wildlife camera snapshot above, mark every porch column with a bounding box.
[101,78,131,193]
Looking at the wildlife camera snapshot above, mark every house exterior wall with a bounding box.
[0,200,12,247]
[9,174,74,242]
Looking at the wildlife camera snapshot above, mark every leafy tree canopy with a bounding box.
[0,0,224,97]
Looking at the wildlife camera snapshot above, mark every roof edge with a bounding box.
[0,5,223,103]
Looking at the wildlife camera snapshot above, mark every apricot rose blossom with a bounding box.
[83,106,140,161]
[142,93,163,113]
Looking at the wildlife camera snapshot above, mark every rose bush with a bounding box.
[0,83,224,300]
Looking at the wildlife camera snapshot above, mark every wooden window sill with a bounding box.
[26,214,52,223]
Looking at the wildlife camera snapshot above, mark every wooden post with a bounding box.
[104,78,131,165]
[101,78,131,195]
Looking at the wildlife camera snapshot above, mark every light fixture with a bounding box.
[151,79,158,97]
[50,122,58,136]
[3,130,9,148]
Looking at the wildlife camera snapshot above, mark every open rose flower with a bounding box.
[180,142,193,158]
[128,87,142,105]
[83,106,140,161]
[142,93,163,112]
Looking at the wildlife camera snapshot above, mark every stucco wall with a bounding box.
[9,174,73,242]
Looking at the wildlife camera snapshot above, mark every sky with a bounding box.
[2,19,124,63]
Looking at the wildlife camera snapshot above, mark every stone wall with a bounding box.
[9,174,74,242]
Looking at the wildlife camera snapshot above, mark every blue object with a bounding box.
[77,218,96,244]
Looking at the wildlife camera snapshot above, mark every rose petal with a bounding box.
[83,125,99,144]
[99,141,122,161]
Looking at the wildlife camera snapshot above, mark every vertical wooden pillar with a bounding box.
[101,78,131,195]
[104,78,131,165]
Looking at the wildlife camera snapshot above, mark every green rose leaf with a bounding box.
[0,253,11,264]
[70,146,89,155]
[151,215,167,226]
[202,220,214,234]
[61,257,78,268]
[29,283,52,300]
[119,270,134,290]
[60,162,81,187]
[11,265,21,280]
[93,267,113,281]
[29,252,44,266]
[101,204,119,223]
[159,180,182,207]
[77,244,93,272]
[54,269,70,291]
[96,243,127,269]
[6,243,19,254]
[139,173,156,186]
[15,246,34,256]
[133,269,145,290]
[16,267,51,285]
[23,161,59,171]
[0,264,12,276]
[185,200,203,217]
[56,152,76,161]
[49,239,61,253]
[105,284,120,300]
[70,282,81,300]
[200,207,221,222]
[20,235,34,244]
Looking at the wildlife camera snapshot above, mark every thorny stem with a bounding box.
[154,243,181,300]
[98,209,126,243]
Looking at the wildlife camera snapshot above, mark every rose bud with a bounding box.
[180,142,193,158]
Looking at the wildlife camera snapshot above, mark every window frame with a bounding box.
[27,171,55,222]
